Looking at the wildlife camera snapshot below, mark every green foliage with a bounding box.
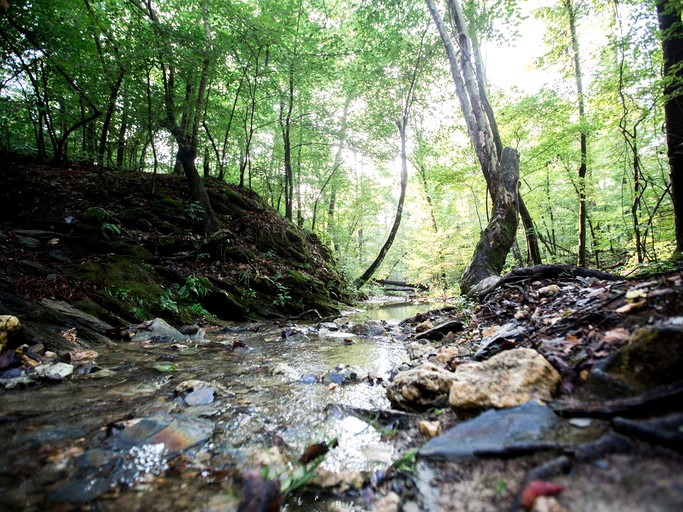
[1,0,679,287]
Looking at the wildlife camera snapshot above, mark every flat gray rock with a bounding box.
[419,401,559,460]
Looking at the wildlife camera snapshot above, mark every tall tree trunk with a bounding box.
[426,0,520,295]
[280,64,295,220]
[519,194,542,264]
[656,0,683,254]
[565,0,589,266]
[116,91,128,169]
[138,0,219,235]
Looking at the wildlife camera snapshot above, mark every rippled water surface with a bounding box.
[0,302,441,511]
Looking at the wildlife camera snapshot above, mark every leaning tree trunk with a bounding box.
[656,0,683,254]
[355,120,410,288]
[426,0,520,295]
[460,148,520,292]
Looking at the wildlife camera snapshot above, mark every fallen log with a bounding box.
[372,279,429,291]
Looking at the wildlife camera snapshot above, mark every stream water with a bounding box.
[0,301,442,511]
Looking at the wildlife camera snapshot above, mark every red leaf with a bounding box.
[521,480,564,509]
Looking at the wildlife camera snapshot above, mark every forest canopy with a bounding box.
[1,0,681,291]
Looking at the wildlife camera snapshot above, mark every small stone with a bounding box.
[415,320,434,333]
[568,418,592,428]
[407,341,436,361]
[0,315,21,352]
[532,496,567,512]
[375,492,400,512]
[184,386,215,406]
[33,362,74,381]
[537,285,561,297]
[414,320,465,341]
[418,420,442,439]
[386,363,455,412]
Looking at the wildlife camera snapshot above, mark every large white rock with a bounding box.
[449,348,561,411]
[387,363,455,411]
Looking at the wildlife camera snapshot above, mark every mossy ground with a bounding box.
[0,153,354,326]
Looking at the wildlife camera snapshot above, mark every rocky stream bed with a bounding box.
[2,270,683,512]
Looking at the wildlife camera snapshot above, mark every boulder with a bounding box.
[598,324,683,392]
[449,348,561,412]
[387,363,455,412]
[350,320,385,337]
[419,401,559,460]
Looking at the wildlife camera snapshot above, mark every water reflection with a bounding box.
[0,301,434,511]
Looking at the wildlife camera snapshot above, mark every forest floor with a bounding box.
[386,267,683,511]
[0,154,352,351]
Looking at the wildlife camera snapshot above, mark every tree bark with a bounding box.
[460,147,520,292]
[519,193,542,265]
[656,0,683,254]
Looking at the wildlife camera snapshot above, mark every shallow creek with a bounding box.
[0,301,440,511]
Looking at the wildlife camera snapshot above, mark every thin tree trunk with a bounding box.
[565,0,588,266]
[280,63,295,221]
[518,194,542,264]
[355,28,427,288]
[355,120,411,287]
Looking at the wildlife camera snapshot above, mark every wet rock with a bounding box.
[178,324,199,335]
[134,318,191,343]
[111,413,214,456]
[449,348,561,412]
[350,320,385,337]
[419,401,559,460]
[270,362,297,377]
[184,386,216,406]
[0,314,20,352]
[407,341,437,361]
[17,235,40,248]
[597,323,683,392]
[41,299,115,335]
[318,321,339,331]
[321,364,367,385]
[387,363,455,412]
[49,478,113,503]
[414,320,464,341]
[238,470,282,512]
[299,373,319,384]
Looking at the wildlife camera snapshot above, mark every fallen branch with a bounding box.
[550,380,683,419]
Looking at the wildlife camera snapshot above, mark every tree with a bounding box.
[131,0,219,235]
[355,27,429,288]
[426,0,520,294]
[564,0,589,266]
[656,0,683,255]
